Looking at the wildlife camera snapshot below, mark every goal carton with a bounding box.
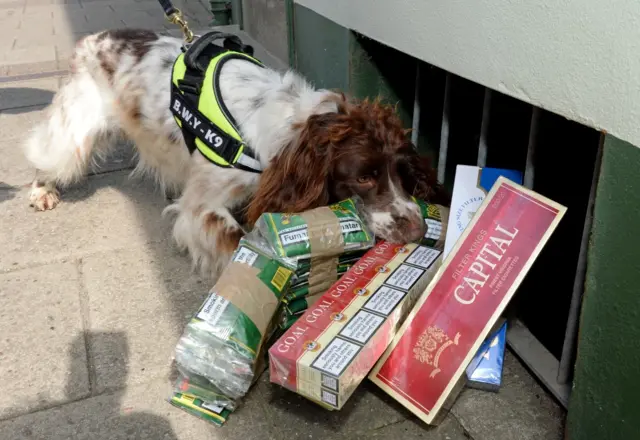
[268,241,443,409]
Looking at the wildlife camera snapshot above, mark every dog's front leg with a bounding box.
[163,160,257,281]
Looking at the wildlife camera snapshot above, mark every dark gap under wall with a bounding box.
[513,113,600,360]
[416,63,446,168]
[485,92,533,170]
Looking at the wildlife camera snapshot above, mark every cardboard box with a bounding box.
[369,177,566,425]
[269,241,443,410]
[444,165,523,257]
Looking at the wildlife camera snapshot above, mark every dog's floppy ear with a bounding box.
[246,113,339,225]
[397,144,451,206]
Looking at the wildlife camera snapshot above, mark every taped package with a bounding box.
[369,177,566,425]
[275,199,450,333]
[255,199,375,334]
[269,241,443,410]
[174,237,294,401]
[254,198,374,261]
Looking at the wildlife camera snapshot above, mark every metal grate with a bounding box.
[409,63,602,408]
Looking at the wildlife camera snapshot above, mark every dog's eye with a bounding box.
[357,175,373,184]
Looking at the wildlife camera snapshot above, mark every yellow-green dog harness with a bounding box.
[170,31,264,173]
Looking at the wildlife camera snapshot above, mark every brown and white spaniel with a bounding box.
[24,29,449,278]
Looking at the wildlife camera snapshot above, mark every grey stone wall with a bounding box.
[242,0,288,65]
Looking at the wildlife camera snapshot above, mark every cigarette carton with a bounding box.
[369,177,566,425]
[269,241,443,409]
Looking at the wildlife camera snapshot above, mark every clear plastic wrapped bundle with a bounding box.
[174,236,294,400]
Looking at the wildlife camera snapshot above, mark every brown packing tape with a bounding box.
[215,262,279,337]
[305,291,326,307]
[307,256,339,296]
[435,204,450,249]
[300,207,345,258]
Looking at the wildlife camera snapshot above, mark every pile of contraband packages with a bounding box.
[168,175,566,427]
[169,196,448,425]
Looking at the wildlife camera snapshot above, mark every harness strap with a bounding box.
[170,86,261,173]
[171,31,265,173]
[157,0,176,17]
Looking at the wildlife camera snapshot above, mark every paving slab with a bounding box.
[0,104,48,139]
[0,262,89,420]
[0,170,173,272]
[451,350,565,440]
[1,46,56,66]
[0,377,272,440]
[81,245,209,394]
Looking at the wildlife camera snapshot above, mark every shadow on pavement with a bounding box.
[0,88,55,112]
[0,182,20,203]
[66,331,180,440]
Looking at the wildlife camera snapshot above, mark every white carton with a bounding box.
[444,165,523,257]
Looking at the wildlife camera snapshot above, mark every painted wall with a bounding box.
[242,0,288,64]
[567,135,640,440]
[295,0,640,148]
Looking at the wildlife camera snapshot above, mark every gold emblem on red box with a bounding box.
[330,312,346,322]
[394,246,408,254]
[354,287,369,296]
[376,265,389,274]
[413,326,461,378]
[304,340,320,352]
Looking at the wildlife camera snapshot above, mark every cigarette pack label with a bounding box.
[370,177,566,425]
[279,218,363,246]
[425,219,443,242]
[269,241,444,409]
[406,247,442,269]
[363,286,407,316]
[384,264,424,291]
[339,310,386,344]
[233,246,259,266]
[196,294,229,327]
[312,337,361,376]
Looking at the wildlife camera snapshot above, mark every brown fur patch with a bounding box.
[217,227,244,255]
[204,213,244,255]
[97,50,116,83]
[229,185,246,198]
[102,29,159,61]
[116,93,143,132]
[204,212,224,230]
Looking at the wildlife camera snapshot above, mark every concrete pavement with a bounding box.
[0,0,565,438]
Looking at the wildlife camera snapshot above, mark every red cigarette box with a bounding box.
[369,177,566,425]
[269,241,443,409]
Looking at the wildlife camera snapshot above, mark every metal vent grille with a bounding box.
[408,63,602,408]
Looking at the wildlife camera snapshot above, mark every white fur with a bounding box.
[23,31,340,278]
[23,30,417,279]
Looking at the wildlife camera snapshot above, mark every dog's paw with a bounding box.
[29,181,60,211]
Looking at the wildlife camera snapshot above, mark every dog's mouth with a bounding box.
[363,210,426,245]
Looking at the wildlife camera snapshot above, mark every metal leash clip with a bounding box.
[166,8,194,43]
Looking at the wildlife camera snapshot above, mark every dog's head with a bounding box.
[246,95,449,244]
